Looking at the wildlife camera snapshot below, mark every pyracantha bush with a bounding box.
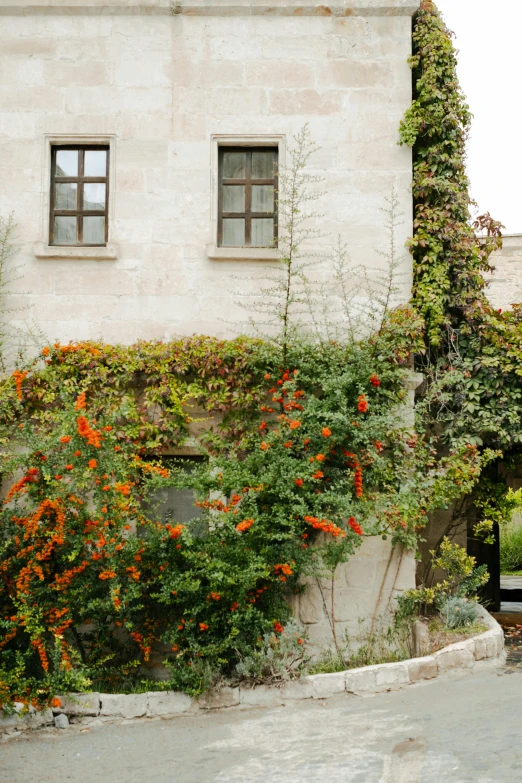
[0,327,489,705]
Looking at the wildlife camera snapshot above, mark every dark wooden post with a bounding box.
[467,518,501,612]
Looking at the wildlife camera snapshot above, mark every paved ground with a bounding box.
[2,662,522,783]
[501,576,522,590]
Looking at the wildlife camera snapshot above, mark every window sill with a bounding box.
[34,241,119,261]
[207,244,280,262]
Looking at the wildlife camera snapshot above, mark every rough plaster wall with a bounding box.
[1,8,414,345]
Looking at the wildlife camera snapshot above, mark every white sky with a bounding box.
[435,0,522,234]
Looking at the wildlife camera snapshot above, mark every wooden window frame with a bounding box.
[50,144,110,247]
[217,146,278,248]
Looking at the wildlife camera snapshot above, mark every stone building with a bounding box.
[0,0,420,651]
[486,235,522,312]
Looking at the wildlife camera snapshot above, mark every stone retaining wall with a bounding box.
[0,605,505,739]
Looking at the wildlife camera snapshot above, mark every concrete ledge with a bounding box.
[34,242,119,261]
[0,1,421,18]
[0,605,504,739]
[206,244,280,262]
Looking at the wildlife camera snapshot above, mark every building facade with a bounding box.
[1,0,420,651]
[2,0,417,343]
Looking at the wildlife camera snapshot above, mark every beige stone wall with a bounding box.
[485,235,522,311]
[1,0,416,345]
[290,538,416,656]
[0,0,419,648]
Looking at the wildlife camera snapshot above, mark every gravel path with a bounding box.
[2,664,522,783]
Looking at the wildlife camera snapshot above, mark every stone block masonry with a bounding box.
[486,235,522,312]
[293,537,417,656]
[0,1,417,345]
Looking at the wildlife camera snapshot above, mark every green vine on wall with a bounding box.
[400,0,503,349]
[402,1,522,557]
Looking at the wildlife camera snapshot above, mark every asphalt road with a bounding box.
[2,664,522,783]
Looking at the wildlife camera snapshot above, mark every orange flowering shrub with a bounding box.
[0,394,179,705]
[0,327,483,702]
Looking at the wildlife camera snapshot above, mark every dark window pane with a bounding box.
[152,486,204,526]
[84,150,107,176]
[144,458,206,528]
[252,218,274,247]
[223,185,245,213]
[54,216,77,244]
[223,218,245,246]
[55,150,78,177]
[223,151,246,179]
[252,151,276,179]
[83,216,105,244]
[55,182,77,210]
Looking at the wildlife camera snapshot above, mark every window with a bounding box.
[50,145,109,246]
[218,147,277,248]
[145,456,205,527]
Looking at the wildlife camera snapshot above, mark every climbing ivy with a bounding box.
[402,1,522,547]
[400,0,502,349]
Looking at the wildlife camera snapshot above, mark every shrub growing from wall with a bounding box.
[0,325,489,705]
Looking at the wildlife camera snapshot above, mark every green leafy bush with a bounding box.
[500,522,522,573]
[233,621,308,685]
[0,325,488,707]
[397,537,489,619]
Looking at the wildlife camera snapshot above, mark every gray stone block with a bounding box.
[434,641,475,673]
[54,714,69,729]
[374,662,409,691]
[485,632,498,659]
[146,691,192,717]
[307,672,346,699]
[1,704,53,731]
[55,693,100,717]
[474,635,488,661]
[239,686,286,708]
[345,666,378,695]
[299,590,322,625]
[279,679,314,701]
[412,620,430,657]
[197,687,239,710]
[100,693,148,719]
[407,655,438,682]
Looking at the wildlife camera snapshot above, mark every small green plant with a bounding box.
[398,537,489,619]
[439,596,479,629]
[500,521,522,573]
[233,621,309,686]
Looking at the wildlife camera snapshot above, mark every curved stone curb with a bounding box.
[0,605,505,739]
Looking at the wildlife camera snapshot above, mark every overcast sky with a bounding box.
[435,0,521,234]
